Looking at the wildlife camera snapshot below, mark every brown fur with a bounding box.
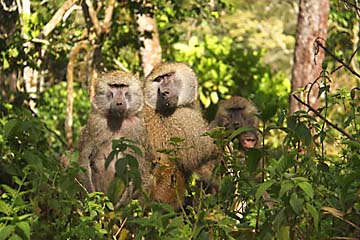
[77,71,151,206]
[143,62,216,209]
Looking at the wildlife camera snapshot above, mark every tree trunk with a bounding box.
[290,0,329,114]
[134,1,162,77]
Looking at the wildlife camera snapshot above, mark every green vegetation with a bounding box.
[0,0,359,239]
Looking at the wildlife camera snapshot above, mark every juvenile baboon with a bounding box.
[77,71,151,205]
[212,96,259,151]
[195,96,260,193]
[143,62,216,208]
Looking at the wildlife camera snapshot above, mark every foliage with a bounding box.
[172,35,290,120]
[37,82,90,153]
[0,0,359,239]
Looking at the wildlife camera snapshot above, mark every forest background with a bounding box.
[0,0,359,239]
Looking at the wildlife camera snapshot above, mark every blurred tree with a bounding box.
[290,0,330,113]
[133,0,162,76]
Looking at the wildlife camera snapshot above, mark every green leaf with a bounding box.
[105,150,116,170]
[0,201,11,215]
[295,123,312,146]
[115,158,128,177]
[107,177,125,204]
[279,181,294,198]
[169,137,185,143]
[4,119,20,137]
[229,126,256,141]
[275,225,290,240]
[297,181,314,199]
[127,144,143,157]
[259,102,278,122]
[245,148,262,173]
[273,207,286,230]
[306,203,319,232]
[342,140,360,149]
[290,192,303,214]
[130,169,142,189]
[3,56,9,70]
[255,181,274,201]
[15,222,30,240]
[0,225,15,240]
[126,154,139,169]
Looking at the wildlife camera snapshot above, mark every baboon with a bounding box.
[143,62,216,209]
[211,96,259,152]
[77,71,151,206]
[211,96,273,209]
[195,96,260,193]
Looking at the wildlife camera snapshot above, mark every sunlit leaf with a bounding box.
[0,225,15,240]
[0,201,11,215]
[297,181,314,199]
[210,91,219,104]
[15,222,30,240]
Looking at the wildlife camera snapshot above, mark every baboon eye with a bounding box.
[153,76,163,82]
[108,83,128,88]
[228,107,244,111]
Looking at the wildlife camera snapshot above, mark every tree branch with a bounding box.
[315,38,360,78]
[102,0,115,33]
[39,0,79,38]
[292,94,359,142]
[84,0,101,36]
[66,40,89,150]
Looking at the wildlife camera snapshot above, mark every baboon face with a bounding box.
[215,96,259,149]
[154,72,181,112]
[144,62,198,115]
[93,71,143,119]
[221,104,247,130]
[239,131,258,149]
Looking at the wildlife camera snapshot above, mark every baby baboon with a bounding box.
[212,96,259,151]
[77,71,151,205]
[143,62,216,208]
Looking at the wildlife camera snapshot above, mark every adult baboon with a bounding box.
[143,62,216,209]
[77,71,151,205]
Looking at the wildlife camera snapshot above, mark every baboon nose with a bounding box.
[116,102,123,106]
[162,90,169,96]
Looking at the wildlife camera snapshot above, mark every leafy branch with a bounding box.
[292,94,358,142]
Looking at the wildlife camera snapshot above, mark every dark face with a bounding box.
[224,106,246,130]
[154,72,180,115]
[224,106,258,150]
[107,83,130,118]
